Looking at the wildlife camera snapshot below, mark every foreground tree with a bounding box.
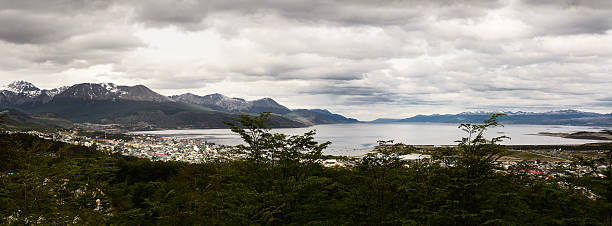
[355,141,417,225]
[455,113,509,177]
[224,112,330,165]
[223,113,332,224]
[430,114,511,224]
[568,144,612,225]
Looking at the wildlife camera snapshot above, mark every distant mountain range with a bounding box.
[372,110,612,126]
[0,81,357,130]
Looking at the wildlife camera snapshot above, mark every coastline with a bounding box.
[534,130,612,141]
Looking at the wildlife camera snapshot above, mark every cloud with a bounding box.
[0,10,85,44]
[0,1,143,69]
[0,0,112,17]
[1,0,612,120]
[595,97,612,107]
[119,0,511,30]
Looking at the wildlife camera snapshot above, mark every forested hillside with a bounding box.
[1,114,611,225]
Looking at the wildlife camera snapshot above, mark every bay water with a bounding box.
[131,123,611,156]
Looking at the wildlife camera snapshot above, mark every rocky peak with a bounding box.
[250,97,290,113]
[116,85,171,102]
[4,81,40,93]
[0,81,49,105]
[203,93,251,112]
[55,83,115,100]
[53,83,172,102]
[170,93,291,114]
[44,86,70,97]
[1,81,42,98]
[204,93,233,101]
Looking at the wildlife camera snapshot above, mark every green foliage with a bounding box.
[224,112,330,164]
[566,144,612,225]
[0,109,67,132]
[0,113,5,130]
[1,113,610,225]
[25,99,305,129]
[454,114,509,175]
[0,133,115,224]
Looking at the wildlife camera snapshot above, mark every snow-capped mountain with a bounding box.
[0,81,53,106]
[0,81,355,129]
[455,110,602,116]
[53,83,171,102]
[44,86,70,97]
[170,93,291,114]
[54,83,124,101]
[0,81,172,106]
[169,93,357,125]
[1,81,42,98]
[372,110,612,126]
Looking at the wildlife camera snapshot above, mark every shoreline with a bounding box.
[533,130,612,141]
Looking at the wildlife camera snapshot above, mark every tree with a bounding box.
[431,114,510,224]
[223,113,331,224]
[224,113,273,163]
[355,141,416,225]
[569,144,612,225]
[224,112,330,165]
[454,113,509,177]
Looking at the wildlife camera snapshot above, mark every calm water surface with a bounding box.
[131,123,612,156]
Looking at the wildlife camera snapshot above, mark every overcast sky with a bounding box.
[1,0,611,120]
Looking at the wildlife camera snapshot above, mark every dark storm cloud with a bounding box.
[519,0,612,9]
[300,84,443,106]
[595,97,612,107]
[303,85,398,104]
[0,0,113,44]
[515,0,612,36]
[124,0,506,29]
[0,11,84,44]
[531,12,612,36]
[27,32,144,65]
[304,85,388,96]
[468,85,543,93]
[130,0,210,30]
[0,0,143,66]
[0,0,112,14]
[344,95,444,106]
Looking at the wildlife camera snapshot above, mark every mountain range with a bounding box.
[3,81,611,131]
[372,110,612,126]
[0,81,357,130]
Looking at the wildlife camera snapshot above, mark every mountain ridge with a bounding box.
[169,93,291,114]
[168,92,357,125]
[0,81,357,130]
[371,110,612,126]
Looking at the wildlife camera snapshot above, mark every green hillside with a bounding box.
[0,109,71,131]
[16,99,305,129]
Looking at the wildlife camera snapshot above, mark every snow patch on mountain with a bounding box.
[100,83,128,96]
[457,109,590,116]
[44,86,70,97]
[1,81,42,98]
[170,93,291,113]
